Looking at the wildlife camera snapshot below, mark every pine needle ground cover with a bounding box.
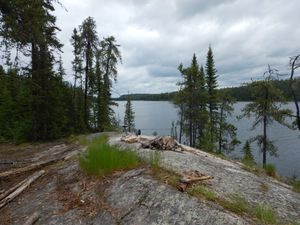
[79,135,140,176]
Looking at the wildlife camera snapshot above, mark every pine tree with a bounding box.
[240,66,292,168]
[124,96,135,132]
[242,140,254,163]
[205,45,218,146]
[98,36,122,130]
[176,54,208,147]
[79,17,99,129]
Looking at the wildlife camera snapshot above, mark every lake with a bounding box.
[113,101,300,178]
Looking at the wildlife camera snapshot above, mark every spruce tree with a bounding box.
[124,96,135,132]
[240,66,292,168]
[205,45,218,147]
[79,17,99,129]
[98,36,121,130]
[242,140,254,163]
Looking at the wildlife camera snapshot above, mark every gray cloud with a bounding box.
[54,0,300,95]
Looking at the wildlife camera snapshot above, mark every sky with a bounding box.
[54,0,300,96]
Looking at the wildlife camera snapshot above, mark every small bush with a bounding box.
[79,135,140,176]
[265,164,276,177]
[254,204,277,225]
[187,185,217,201]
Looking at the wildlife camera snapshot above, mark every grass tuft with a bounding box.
[79,135,140,176]
[291,180,300,193]
[219,193,249,215]
[187,184,217,201]
[254,204,277,225]
[149,151,162,174]
[265,164,276,177]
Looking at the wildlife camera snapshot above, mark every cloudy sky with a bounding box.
[54,0,300,96]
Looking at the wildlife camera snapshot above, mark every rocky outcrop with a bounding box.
[110,134,300,223]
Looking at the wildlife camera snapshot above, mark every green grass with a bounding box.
[291,180,300,193]
[187,185,217,201]
[254,204,278,225]
[265,164,276,177]
[149,151,162,172]
[79,135,140,176]
[219,193,249,215]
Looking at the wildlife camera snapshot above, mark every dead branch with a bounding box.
[0,170,45,209]
[23,211,40,225]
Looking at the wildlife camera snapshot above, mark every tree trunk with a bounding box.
[179,106,183,144]
[31,42,38,141]
[289,55,300,130]
[218,105,224,154]
[263,114,267,168]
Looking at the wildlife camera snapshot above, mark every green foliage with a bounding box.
[187,185,217,201]
[148,151,162,174]
[291,180,300,193]
[254,204,278,225]
[124,96,135,132]
[242,140,254,163]
[79,135,140,176]
[265,164,276,177]
[217,90,240,153]
[220,193,249,215]
[240,68,293,167]
[176,54,208,147]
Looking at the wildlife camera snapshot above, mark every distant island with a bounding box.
[114,78,298,101]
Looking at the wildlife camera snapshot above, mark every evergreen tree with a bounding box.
[79,17,99,129]
[124,96,135,132]
[98,36,121,130]
[242,140,254,163]
[217,90,240,153]
[240,66,292,168]
[176,54,208,147]
[205,45,218,146]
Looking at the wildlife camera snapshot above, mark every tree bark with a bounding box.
[218,105,224,154]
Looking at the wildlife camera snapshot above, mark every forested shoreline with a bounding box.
[115,78,300,102]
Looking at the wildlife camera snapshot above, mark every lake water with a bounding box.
[113,101,300,178]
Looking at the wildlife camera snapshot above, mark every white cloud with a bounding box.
[53,0,300,95]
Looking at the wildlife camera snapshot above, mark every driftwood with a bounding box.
[0,170,45,209]
[121,135,183,152]
[23,211,40,225]
[0,177,28,201]
[120,136,139,143]
[0,146,78,179]
[176,170,213,192]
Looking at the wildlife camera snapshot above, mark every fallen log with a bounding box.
[0,146,78,179]
[0,170,45,209]
[23,211,40,225]
[0,158,56,179]
[0,177,28,201]
[180,175,213,184]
